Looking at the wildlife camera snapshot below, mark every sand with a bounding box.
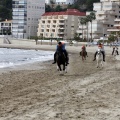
[0,44,120,120]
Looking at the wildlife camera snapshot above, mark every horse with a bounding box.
[56,50,67,74]
[96,49,103,68]
[80,49,87,61]
[112,49,118,60]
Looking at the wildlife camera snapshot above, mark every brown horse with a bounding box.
[56,50,67,74]
[80,49,87,61]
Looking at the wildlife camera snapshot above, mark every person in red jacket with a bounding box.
[80,45,88,57]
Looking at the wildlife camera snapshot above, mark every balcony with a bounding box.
[114,24,120,27]
[58,31,64,34]
[93,30,102,34]
[97,11,108,15]
[110,11,117,15]
[115,18,120,22]
[110,0,120,1]
[47,25,50,28]
[100,0,109,1]
[59,27,64,29]
[107,28,120,32]
[102,20,109,24]
[97,16,108,20]
[76,29,82,33]
[93,35,100,39]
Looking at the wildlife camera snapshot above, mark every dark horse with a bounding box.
[56,50,67,74]
[80,49,87,61]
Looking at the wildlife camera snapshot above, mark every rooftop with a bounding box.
[42,9,86,16]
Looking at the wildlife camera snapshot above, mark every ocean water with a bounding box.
[0,48,54,68]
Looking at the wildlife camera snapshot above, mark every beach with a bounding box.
[0,44,120,120]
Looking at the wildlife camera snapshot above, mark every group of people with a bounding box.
[52,41,119,64]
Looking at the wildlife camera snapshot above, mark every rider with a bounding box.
[112,46,119,55]
[52,41,69,64]
[80,45,88,57]
[93,42,105,62]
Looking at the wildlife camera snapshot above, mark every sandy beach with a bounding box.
[0,44,120,120]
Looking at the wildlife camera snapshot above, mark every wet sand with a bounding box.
[0,45,120,120]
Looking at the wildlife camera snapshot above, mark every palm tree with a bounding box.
[50,0,55,10]
[80,18,85,40]
[87,12,96,42]
[84,16,89,42]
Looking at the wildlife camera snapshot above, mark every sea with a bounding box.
[0,48,54,69]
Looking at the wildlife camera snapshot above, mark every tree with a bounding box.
[83,16,89,42]
[34,36,38,45]
[55,5,62,12]
[45,4,52,12]
[80,17,86,40]
[86,12,96,42]
[108,34,117,43]
[0,0,12,21]
[86,0,100,11]
[50,0,55,10]
[74,32,80,42]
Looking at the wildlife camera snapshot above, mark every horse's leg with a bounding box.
[57,66,59,71]
[101,61,103,68]
[63,64,67,73]
[59,65,63,75]
[84,55,86,60]
[97,59,99,68]
[82,56,84,61]
[59,65,62,71]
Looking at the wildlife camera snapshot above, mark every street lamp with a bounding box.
[28,26,31,39]
[50,33,52,45]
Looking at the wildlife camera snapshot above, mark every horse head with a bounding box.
[97,49,102,55]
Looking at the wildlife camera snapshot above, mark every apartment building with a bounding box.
[56,0,75,5]
[37,9,86,40]
[77,18,103,41]
[45,0,75,5]
[107,18,120,32]
[12,0,45,39]
[45,0,56,4]
[92,0,120,40]
[0,19,12,35]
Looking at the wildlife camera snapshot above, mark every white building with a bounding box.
[56,0,75,5]
[93,0,120,41]
[77,0,120,41]
[45,0,56,4]
[37,9,86,40]
[12,0,45,39]
[0,19,12,35]
[45,0,75,5]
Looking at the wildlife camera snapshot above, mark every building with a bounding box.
[45,0,75,5]
[0,19,12,35]
[77,18,103,41]
[107,18,120,41]
[56,0,75,5]
[37,9,86,40]
[12,0,45,39]
[45,0,56,4]
[93,0,120,40]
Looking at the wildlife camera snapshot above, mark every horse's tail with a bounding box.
[80,51,81,56]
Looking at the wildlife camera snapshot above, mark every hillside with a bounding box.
[0,0,100,21]
[0,0,12,21]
